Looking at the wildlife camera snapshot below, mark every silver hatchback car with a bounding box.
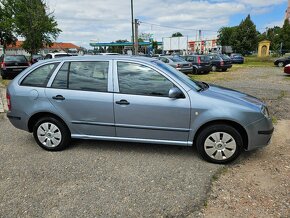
[6,56,273,163]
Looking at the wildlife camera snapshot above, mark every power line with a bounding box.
[139,21,218,33]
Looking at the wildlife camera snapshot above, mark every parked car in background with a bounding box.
[157,56,192,74]
[96,53,121,55]
[230,53,244,64]
[6,55,273,164]
[284,64,290,74]
[274,56,290,67]
[44,52,71,59]
[31,54,43,64]
[0,55,30,79]
[207,54,232,72]
[182,55,211,74]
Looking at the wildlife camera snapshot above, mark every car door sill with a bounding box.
[71,134,191,146]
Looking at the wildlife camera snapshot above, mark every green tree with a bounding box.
[172,32,183,37]
[280,19,290,52]
[235,15,258,55]
[12,0,61,55]
[0,0,17,51]
[217,26,238,46]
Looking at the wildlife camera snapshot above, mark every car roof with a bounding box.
[33,55,157,65]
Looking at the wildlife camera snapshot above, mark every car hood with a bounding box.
[201,84,264,110]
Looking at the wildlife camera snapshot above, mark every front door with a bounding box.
[113,61,191,145]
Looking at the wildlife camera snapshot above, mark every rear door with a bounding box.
[46,60,115,137]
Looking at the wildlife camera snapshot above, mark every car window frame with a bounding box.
[47,60,114,93]
[113,60,187,98]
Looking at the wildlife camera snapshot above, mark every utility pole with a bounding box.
[131,0,135,55]
[134,19,139,55]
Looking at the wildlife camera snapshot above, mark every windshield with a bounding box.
[220,54,231,60]
[4,55,27,62]
[153,60,203,91]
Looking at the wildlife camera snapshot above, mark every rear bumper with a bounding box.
[1,68,27,78]
[196,65,211,73]
[177,67,193,74]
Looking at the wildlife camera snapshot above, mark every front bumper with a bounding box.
[245,117,274,151]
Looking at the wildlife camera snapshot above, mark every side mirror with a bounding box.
[169,87,184,99]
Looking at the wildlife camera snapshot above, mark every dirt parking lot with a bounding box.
[199,66,290,217]
[0,66,289,217]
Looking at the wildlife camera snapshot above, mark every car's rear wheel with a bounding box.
[193,67,198,74]
[196,124,242,164]
[278,62,284,67]
[212,66,217,72]
[33,117,70,151]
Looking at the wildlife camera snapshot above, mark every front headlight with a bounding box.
[261,105,270,118]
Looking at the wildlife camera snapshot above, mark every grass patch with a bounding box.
[243,56,275,67]
[271,116,278,125]
[189,71,234,83]
[0,78,10,87]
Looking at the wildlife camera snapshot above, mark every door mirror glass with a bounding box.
[169,87,184,99]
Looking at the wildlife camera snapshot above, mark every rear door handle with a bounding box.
[115,99,130,105]
[52,95,65,101]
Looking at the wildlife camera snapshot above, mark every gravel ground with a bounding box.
[199,66,290,217]
[0,116,220,217]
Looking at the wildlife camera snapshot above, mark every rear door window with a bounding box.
[52,61,109,92]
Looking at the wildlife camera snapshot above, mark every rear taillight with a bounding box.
[1,62,6,70]
[6,92,11,111]
[220,61,224,66]
[198,57,201,65]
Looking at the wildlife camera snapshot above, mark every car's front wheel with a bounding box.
[196,124,242,164]
[278,62,284,67]
[33,117,71,151]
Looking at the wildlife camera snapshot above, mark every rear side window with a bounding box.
[52,61,109,92]
[21,63,59,87]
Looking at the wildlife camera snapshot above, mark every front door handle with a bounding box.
[52,95,65,101]
[115,99,130,105]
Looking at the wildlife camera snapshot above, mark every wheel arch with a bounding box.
[28,112,70,134]
[193,120,248,150]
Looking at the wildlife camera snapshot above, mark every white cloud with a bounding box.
[44,0,287,48]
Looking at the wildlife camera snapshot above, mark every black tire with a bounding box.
[211,65,217,72]
[192,67,198,74]
[33,117,71,151]
[222,69,227,72]
[196,124,242,164]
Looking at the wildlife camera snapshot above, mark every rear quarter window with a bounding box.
[21,63,59,87]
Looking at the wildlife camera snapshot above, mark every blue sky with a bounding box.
[229,2,287,32]
[46,0,288,47]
